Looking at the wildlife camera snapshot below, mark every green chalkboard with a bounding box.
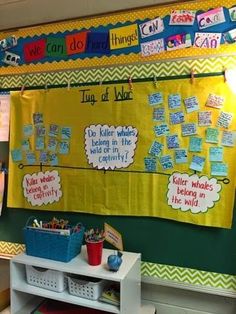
[1,141,236,275]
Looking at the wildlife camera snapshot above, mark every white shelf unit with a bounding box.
[10,246,141,314]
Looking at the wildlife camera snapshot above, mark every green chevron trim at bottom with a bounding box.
[141,261,236,292]
[0,241,235,292]
[1,54,236,90]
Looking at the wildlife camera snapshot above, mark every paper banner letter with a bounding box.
[169,10,196,25]
[110,24,139,50]
[139,17,164,38]
[86,32,110,54]
[197,7,225,30]
[24,39,46,63]
[104,223,123,251]
[66,31,88,55]
[194,33,221,48]
[46,37,66,57]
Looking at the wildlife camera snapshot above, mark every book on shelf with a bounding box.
[99,284,120,306]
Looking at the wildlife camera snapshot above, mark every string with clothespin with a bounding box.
[67,78,71,91]
[153,75,157,88]
[128,76,133,90]
[99,76,103,86]
[45,81,48,92]
[190,68,195,84]
[20,73,27,96]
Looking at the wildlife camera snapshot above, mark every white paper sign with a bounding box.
[197,7,225,30]
[23,170,62,206]
[167,172,221,213]
[170,10,196,25]
[85,124,138,170]
[194,32,221,48]
[141,38,165,57]
[139,17,164,38]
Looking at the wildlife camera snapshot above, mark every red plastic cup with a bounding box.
[86,240,104,266]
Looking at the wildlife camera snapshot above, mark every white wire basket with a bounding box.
[68,275,106,300]
[25,265,67,292]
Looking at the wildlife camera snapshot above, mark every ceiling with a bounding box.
[0,0,187,31]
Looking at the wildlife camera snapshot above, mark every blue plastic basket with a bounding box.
[23,218,84,262]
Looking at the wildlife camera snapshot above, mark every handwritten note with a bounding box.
[209,147,223,162]
[190,155,205,172]
[175,149,188,164]
[170,10,196,25]
[85,124,138,170]
[35,125,46,137]
[211,163,228,176]
[59,141,70,154]
[205,93,224,109]
[160,155,174,170]
[153,108,165,121]
[184,96,199,113]
[221,130,235,147]
[168,94,181,110]
[48,124,60,137]
[61,127,72,140]
[217,111,233,129]
[23,124,33,138]
[167,172,221,213]
[181,123,197,136]
[11,149,22,162]
[33,112,44,125]
[166,134,180,149]
[47,137,58,152]
[166,33,192,51]
[22,170,62,206]
[39,151,48,163]
[149,140,164,157]
[144,157,157,172]
[189,137,203,152]
[197,7,225,30]
[170,111,185,124]
[22,139,30,151]
[206,128,219,143]
[148,92,163,105]
[26,152,36,165]
[49,153,59,166]
[35,137,45,150]
[154,124,170,136]
[198,111,212,126]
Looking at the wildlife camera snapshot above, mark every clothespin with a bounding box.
[223,67,227,83]
[20,84,25,96]
[99,77,103,86]
[153,75,157,88]
[128,76,133,90]
[45,82,48,92]
[67,79,71,91]
[190,68,195,84]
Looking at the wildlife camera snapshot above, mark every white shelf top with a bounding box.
[12,246,141,281]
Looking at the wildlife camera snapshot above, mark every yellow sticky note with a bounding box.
[109,24,139,50]
[104,223,123,251]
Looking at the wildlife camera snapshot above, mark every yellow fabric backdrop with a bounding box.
[7,77,236,228]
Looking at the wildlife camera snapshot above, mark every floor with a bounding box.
[0,307,10,314]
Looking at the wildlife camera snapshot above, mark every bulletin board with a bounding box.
[7,76,236,228]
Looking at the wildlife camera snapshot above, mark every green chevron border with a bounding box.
[0,241,235,292]
[1,55,236,89]
[141,261,236,292]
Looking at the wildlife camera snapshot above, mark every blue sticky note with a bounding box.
[170,111,185,124]
[48,124,60,137]
[21,139,30,151]
[149,141,164,157]
[39,151,48,163]
[154,124,170,136]
[211,163,228,176]
[221,131,235,147]
[166,134,179,149]
[35,125,46,137]
[26,152,36,165]
[33,112,43,125]
[148,92,163,106]
[184,96,199,113]
[217,111,233,129]
[47,137,58,152]
[198,111,212,127]
[86,32,110,54]
[190,155,205,172]
[209,147,223,162]
[206,128,219,144]
[153,108,165,121]
[175,148,188,164]
[61,127,72,140]
[189,137,203,152]
[49,153,59,166]
[23,124,33,137]
[35,137,45,150]
[168,94,181,110]
[11,149,22,162]
[181,123,197,136]
[159,155,173,170]
[59,140,70,154]
[144,157,157,172]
